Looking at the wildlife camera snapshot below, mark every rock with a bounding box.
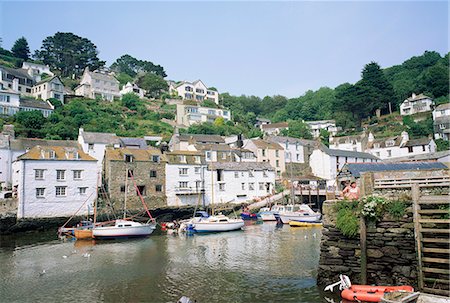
[381,246,399,255]
[367,249,383,258]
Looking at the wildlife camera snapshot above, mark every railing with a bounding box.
[374,175,450,189]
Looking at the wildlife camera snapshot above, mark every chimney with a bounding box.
[401,131,409,145]
[412,93,416,99]
[368,132,374,143]
[12,79,19,92]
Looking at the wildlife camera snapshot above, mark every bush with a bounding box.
[336,208,359,238]
[388,200,406,219]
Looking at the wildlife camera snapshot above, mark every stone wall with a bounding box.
[317,200,418,288]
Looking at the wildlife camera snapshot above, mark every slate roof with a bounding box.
[81,131,120,145]
[165,151,205,165]
[9,138,79,151]
[385,150,450,162]
[267,136,316,147]
[208,161,274,171]
[406,93,431,102]
[88,69,119,83]
[320,145,379,160]
[0,66,33,81]
[251,139,284,150]
[330,134,365,144]
[34,75,61,86]
[119,137,148,149]
[435,103,450,111]
[178,134,225,144]
[18,145,95,161]
[366,136,402,149]
[339,162,447,178]
[404,137,432,147]
[105,148,163,162]
[194,143,234,151]
[19,98,54,110]
[261,122,289,129]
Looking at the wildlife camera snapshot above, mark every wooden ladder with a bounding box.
[412,184,450,297]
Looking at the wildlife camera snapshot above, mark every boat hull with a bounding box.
[259,213,276,221]
[289,221,323,228]
[341,285,414,302]
[74,229,93,239]
[193,221,245,233]
[279,214,321,224]
[241,212,258,220]
[92,224,156,239]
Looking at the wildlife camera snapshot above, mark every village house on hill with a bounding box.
[243,139,285,178]
[168,80,219,104]
[31,75,65,104]
[400,93,434,116]
[103,148,166,211]
[120,82,146,99]
[261,122,289,135]
[433,103,450,141]
[176,103,231,127]
[12,145,97,218]
[266,136,315,164]
[169,133,225,151]
[329,133,368,152]
[304,120,341,138]
[75,67,120,101]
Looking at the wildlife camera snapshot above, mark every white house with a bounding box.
[0,65,34,95]
[400,93,434,116]
[266,136,315,164]
[206,162,275,204]
[433,103,450,141]
[77,128,120,182]
[309,145,379,186]
[261,122,289,135]
[120,82,145,99]
[0,83,21,116]
[75,67,121,101]
[165,151,207,207]
[169,133,225,151]
[305,120,341,138]
[366,131,436,160]
[18,98,54,117]
[22,62,54,82]
[31,76,65,103]
[329,133,368,152]
[168,80,219,104]
[12,145,97,218]
[243,139,286,178]
[176,103,231,127]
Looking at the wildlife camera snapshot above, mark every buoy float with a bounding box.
[341,285,414,302]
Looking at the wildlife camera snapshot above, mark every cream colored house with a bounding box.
[176,103,231,126]
[400,93,434,116]
[75,67,120,101]
[169,80,219,104]
[31,76,65,103]
[120,82,145,99]
[243,139,285,179]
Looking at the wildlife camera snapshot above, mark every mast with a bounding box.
[210,149,214,215]
[93,171,99,225]
[289,151,295,204]
[124,164,128,219]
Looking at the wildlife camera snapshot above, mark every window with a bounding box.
[208,109,216,115]
[422,145,426,152]
[55,186,67,196]
[155,184,163,192]
[179,181,189,188]
[88,144,94,151]
[296,143,299,151]
[79,187,87,195]
[194,167,201,174]
[259,182,265,190]
[386,140,395,147]
[56,170,66,180]
[219,183,225,191]
[221,152,226,160]
[217,169,224,182]
[241,183,245,190]
[120,185,126,192]
[36,188,45,198]
[296,154,300,161]
[249,183,254,190]
[150,170,157,178]
[408,146,413,153]
[152,155,160,163]
[263,170,268,177]
[439,124,446,130]
[276,160,280,167]
[136,185,146,196]
[125,154,134,163]
[387,150,392,157]
[49,151,56,159]
[234,172,239,178]
[374,143,380,149]
[249,170,254,178]
[262,149,266,157]
[178,155,186,163]
[275,150,279,157]
[35,169,44,180]
[194,156,201,163]
[206,151,211,160]
[73,170,82,180]
[127,169,134,178]
[179,168,188,175]
[195,181,202,189]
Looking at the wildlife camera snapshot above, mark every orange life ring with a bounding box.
[341,285,414,302]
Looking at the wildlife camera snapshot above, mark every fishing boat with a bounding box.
[240,211,258,220]
[278,204,321,224]
[92,219,156,239]
[191,214,244,233]
[289,221,323,228]
[259,205,286,221]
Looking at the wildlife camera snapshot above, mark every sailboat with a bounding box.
[189,158,244,233]
[92,168,156,239]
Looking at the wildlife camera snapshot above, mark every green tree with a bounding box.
[14,111,46,137]
[11,37,30,61]
[110,54,166,78]
[435,139,449,152]
[280,120,313,139]
[137,73,168,97]
[121,93,141,110]
[34,32,105,77]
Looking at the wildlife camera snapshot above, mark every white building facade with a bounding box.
[400,93,434,116]
[305,120,340,138]
[31,76,65,103]
[176,103,231,127]
[266,136,315,164]
[169,80,219,104]
[13,146,97,218]
[120,82,146,99]
[75,68,121,101]
[433,103,450,141]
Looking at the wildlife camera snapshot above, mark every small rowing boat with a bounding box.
[289,221,322,228]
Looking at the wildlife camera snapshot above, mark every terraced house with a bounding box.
[168,79,219,104]
[103,148,166,211]
[176,103,231,127]
[243,139,285,178]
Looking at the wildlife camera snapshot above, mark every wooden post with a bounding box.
[412,184,424,291]
[308,188,312,206]
[360,215,367,284]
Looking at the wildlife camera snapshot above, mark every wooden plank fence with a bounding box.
[374,175,450,189]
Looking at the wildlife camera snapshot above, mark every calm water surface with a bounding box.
[0,222,339,303]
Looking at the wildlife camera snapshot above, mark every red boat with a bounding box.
[341,285,414,302]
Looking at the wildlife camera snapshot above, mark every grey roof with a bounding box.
[385,150,450,162]
[195,143,234,151]
[9,138,79,151]
[34,75,61,86]
[88,69,119,83]
[119,137,148,149]
[208,161,274,171]
[435,103,450,111]
[178,134,225,144]
[19,98,53,110]
[406,93,431,102]
[81,131,120,144]
[321,145,379,160]
[339,162,448,178]
[0,66,33,81]
[267,136,316,147]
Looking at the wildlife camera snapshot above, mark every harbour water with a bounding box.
[0,222,338,303]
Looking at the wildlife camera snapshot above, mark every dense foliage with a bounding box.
[110,54,167,78]
[11,37,30,61]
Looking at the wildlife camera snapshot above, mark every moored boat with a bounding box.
[342,285,414,302]
[258,205,285,221]
[278,204,321,224]
[289,221,322,228]
[240,211,258,220]
[92,219,156,239]
[192,215,244,232]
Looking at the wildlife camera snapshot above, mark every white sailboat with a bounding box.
[92,168,156,239]
[278,204,321,224]
[258,205,286,221]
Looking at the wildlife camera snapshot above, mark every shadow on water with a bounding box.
[0,222,342,303]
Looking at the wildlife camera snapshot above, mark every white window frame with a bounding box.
[55,186,67,197]
[79,187,87,195]
[36,188,45,198]
[35,169,44,180]
[56,170,66,181]
[73,170,82,180]
[179,168,189,176]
